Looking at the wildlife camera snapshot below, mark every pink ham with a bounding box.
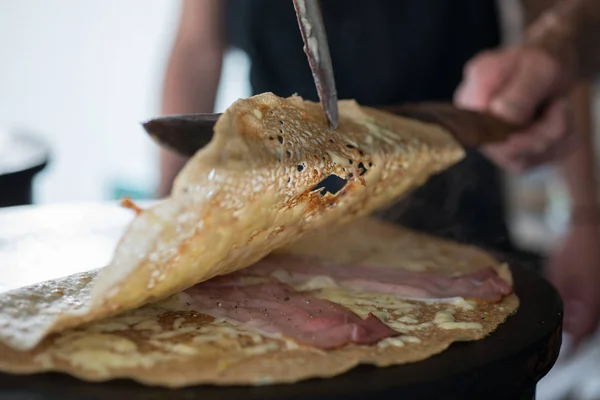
[243,254,512,302]
[185,253,511,349]
[185,277,397,350]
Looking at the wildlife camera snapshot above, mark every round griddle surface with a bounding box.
[0,204,562,400]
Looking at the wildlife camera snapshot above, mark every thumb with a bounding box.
[455,50,516,111]
[490,50,559,124]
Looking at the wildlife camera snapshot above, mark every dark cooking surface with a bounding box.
[0,205,562,400]
[0,130,49,207]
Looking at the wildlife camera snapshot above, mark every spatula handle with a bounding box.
[383,103,521,147]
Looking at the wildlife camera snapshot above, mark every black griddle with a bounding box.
[0,260,562,400]
[0,205,561,400]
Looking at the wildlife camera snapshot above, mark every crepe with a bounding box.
[0,92,515,387]
[0,218,518,387]
[0,93,464,352]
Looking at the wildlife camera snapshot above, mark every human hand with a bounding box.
[454,46,577,172]
[547,222,600,348]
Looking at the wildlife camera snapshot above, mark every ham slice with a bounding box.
[185,253,510,349]
[185,277,397,350]
[243,254,512,302]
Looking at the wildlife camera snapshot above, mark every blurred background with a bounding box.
[0,1,599,398]
[0,0,250,204]
[0,0,578,254]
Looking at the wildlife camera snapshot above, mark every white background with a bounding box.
[0,0,250,203]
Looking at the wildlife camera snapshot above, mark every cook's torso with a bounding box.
[225,0,515,252]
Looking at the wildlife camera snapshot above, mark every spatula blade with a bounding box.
[142,104,520,157]
[142,113,220,157]
[292,0,339,130]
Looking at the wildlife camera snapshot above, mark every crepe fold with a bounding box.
[0,93,464,352]
[0,218,518,387]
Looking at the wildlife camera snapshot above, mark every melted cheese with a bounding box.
[151,342,200,356]
[386,320,433,332]
[402,297,477,310]
[132,319,162,332]
[400,335,422,344]
[66,349,156,375]
[433,309,482,330]
[316,286,483,335]
[243,342,280,356]
[437,321,483,330]
[433,310,455,325]
[317,288,419,313]
[377,337,405,349]
[396,316,419,324]
[315,288,437,335]
[293,275,338,291]
[377,334,422,349]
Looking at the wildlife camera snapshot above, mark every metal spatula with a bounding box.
[292,0,338,130]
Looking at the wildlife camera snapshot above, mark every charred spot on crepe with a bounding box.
[358,161,369,176]
[311,174,348,196]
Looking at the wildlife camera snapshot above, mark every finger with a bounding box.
[510,130,579,171]
[507,99,569,149]
[490,130,576,173]
[482,99,571,171]
[482,99,569,167]
[490,50,560,124]
[454,50,517,111]
[507,99,574,170]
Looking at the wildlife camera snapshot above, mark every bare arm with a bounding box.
[525,0,600,82]
[561,83,598,214]
[158,0,225,197]
[546,82,600,345]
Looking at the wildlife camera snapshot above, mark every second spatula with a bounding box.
[142,103,521,158]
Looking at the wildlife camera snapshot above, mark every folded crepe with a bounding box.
[0,93,517,387]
